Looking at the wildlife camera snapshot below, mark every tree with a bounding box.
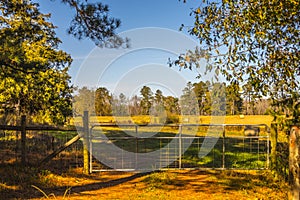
[177,0,299,178]
[151,89,165,116]
[0,68,73,125]
[0,0,125,124]
[128,95,141,116]
[112,93,128,116]
[226,82,243,115]
[242,82,256,115]
[164,96,180,115]
[154,90,164,104]
[73,87,95,116]
[94,87,112,116]
[253,99,270,115]
[180,82,198,115]
[0,0,73,124]
[210,83,226,116]
[0,0,72,78]
[179,0,300,122]
[193,81,211,115]
[140,86,153,115]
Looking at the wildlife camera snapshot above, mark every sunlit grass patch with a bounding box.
[142,171,180,189]
[0,182,19,192]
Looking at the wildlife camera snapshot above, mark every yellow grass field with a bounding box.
[78,114,293,145]
[74,115,273,126]
[74,114,287,141]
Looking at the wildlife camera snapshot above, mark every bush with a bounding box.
[165,114,179,124]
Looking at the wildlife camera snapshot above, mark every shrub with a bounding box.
[165,114,179,124]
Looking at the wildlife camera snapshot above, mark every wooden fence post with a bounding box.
[21,115,26,165]
[270,123,278,169]
[83,111,91,174]
[289,126,300,200]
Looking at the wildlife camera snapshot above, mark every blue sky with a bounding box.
[35,0,210,97]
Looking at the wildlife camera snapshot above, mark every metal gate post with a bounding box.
[179,125,182,169]
[89,127,93,174]
[135,125,138,169]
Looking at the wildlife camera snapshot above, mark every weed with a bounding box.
[32,185,72,199]
[143,172,178,189]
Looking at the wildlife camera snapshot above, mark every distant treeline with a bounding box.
[73,81,270,117]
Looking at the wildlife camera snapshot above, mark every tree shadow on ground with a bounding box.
[0,164,288,200]
[0,162,153,199]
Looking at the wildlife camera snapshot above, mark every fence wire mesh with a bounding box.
[90,124,270,172]
[0,130,82,169]
[0,123,270,172]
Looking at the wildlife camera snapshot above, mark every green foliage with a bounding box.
[180,82,199,115]
[179,0,300,121]
[193,81,211,115]
[140,86,153,115]
[163,96,180,116]
[0,0,129,124]
[181,81,238,116]
[165,113,180,124]
[95,87,112,116]
[151,90,165,117]
[226,81,243,115]
[0,0,72,75]
[0,0,72,125]
[73,87,113,116]
[72,87,95,116]
[27,68,72,125]
[60,0,128,48]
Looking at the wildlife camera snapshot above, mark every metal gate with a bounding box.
[88,124,270,172]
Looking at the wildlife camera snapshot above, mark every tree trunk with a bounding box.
[270,123,278,169]
[289,126,300,200]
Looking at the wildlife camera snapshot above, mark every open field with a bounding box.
[73,115,282,140]
[73,115,274,126]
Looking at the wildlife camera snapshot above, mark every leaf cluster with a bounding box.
[0,0,72,75]
[59,0,129,48]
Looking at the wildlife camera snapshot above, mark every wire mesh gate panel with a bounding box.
[89,124,270,172]
[0,129,82,167]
